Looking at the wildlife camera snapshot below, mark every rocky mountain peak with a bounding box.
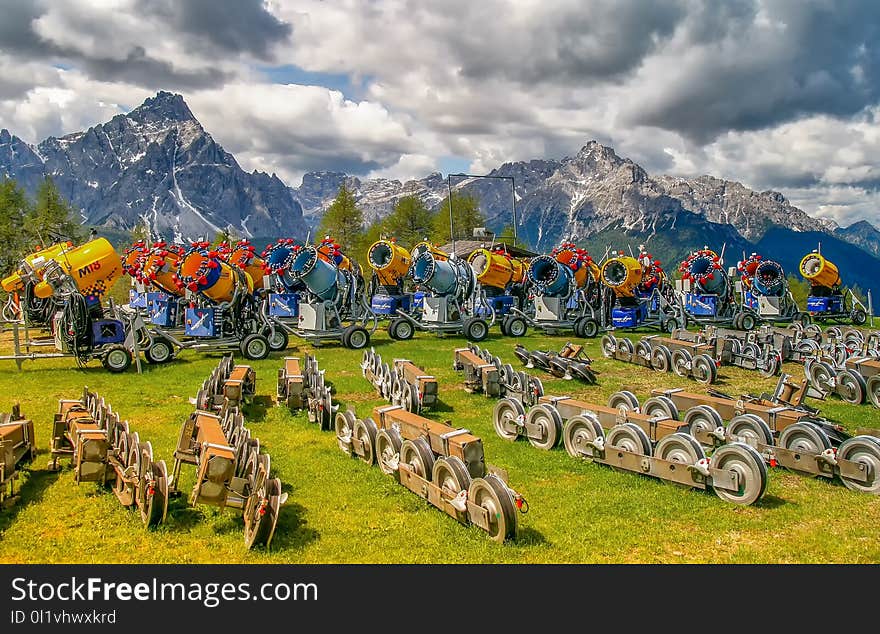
[128,91,196,125]
[0,91,304,241]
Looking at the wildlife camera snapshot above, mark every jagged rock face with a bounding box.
[3,93,876,260]
[291,140,873,257]
[656,174,831,241]
[0,129,45,194]
[835,220,880,258]
[0,91,305,241]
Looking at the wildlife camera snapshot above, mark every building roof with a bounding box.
[438,239,538,259]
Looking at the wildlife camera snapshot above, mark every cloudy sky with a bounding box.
[1,0,879,227]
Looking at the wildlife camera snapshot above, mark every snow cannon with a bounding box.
[679,248,727,296]
[368,239,411,287]
[737,253,762,291]
[317,236,357,274]
[1,240,74,293]
[177,244,253,304]
[32,237,122,304]
[122,241,149,278]
[468,247,525,291]
[411,252,475,302]
[798,249,867,323]
[600,255,644,298]
[261,239,302,290]
[799,252,841,290]
[752,260,786,297]
[139,242,185,295]
[550,242,599,289]
[289,245,344,302]
[527,255,575,298]
[226,240,266,290]
[411,240,448,262]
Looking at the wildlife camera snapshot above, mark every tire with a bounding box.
[664,318,679,333]
[740,313,757,331]
[102,344,132,373]
[464,318,489,342]
[601,334,617,358]
[581,318,599,338]
[144,338,174,364]
[852,309,867,326]
[240,334,270,360]
[525,404,563,450]
[388,318,414,341]
[505,316,527,337]
[266,328,289,352]
[343,325,370,350]
[733,312,744,331]
[499,316,510,336]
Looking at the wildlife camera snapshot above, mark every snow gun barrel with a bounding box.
[468,248,525,290]
[526,254,573,297]
[289,245,342,302]
[368,239,411,286]
[32,237,122,301]
[679,248,727,296]
[139,243,185,295]
[226,240,266,290]
[550,243,599,289]
[752,259,787,297]
[177,245,253,303]
[799,252,841,289]
[600,255,643,298]
[411,251,475,301]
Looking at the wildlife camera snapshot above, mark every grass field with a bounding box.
[1,325,879,564]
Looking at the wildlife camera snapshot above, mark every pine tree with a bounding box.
[26,178,84,247]
[383,195,433,247]
[318,183,364,253]
[0,178,30,276]
[432,191,485,242]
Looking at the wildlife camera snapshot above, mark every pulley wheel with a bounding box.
[493,398,524,441]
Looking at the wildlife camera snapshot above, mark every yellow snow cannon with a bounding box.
[368,239,412,287]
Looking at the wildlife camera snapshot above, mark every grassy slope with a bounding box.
[1,325,879,564]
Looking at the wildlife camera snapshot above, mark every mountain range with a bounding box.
[1,90,878,303]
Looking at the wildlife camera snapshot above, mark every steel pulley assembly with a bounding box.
[361,348,438,414]
[49,388,170,527]
[634,384,880,494]
[170,355,285,548]
[494,392,769,505]
[0,405,37,508]
[600,332,719,384]
[512,342,597,384]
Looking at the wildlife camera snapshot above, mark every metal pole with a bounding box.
[447,175,455,258]
[509,176,518,244]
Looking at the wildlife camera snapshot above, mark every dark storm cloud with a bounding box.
[454,0,687,83]
[0,0,44,55]
[135,0,291,60]
[74,46,230,90]
[625,0,880,141]
[0,0,279,90]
